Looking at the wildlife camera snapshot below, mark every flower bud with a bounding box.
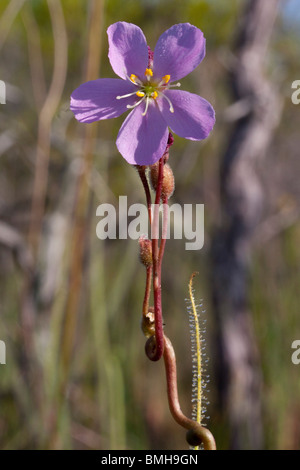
[186,429,202,447]
[138,235,152,267]
[150,162,175,200]
[141,309,155,338]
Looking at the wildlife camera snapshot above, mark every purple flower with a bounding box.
[70,22,215,166]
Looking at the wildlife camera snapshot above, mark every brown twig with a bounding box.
[21,4,47,111]
[0,0,27,52]
[28,0,68,253]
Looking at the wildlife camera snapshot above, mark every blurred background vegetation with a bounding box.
[0,0,299,450]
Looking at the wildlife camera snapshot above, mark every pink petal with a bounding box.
[70,78,137,123]
[159,90,215,141]
[153,23,206,82]
[116,102,169,165]
[107,22,149,80]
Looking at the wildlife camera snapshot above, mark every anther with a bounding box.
[136,91,145,97]
[151,91,158,100]
[145,68,153,81]
[130,74,138,83]
[127,74,142,86]
[158,75,175,87]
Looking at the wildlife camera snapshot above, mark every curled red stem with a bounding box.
[162,336,216,450]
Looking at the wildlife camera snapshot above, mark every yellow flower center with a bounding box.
[117,68,181,116]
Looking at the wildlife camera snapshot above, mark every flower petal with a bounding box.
[153,23,206,82]
[116,102,169,165]
[159,90,215,141]
[107,22,149,80]
[70,78,137,123]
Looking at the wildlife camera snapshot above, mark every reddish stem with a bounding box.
[158,195,168,271]
[162,336,216,450]
[144,334,216,448]
[143,266,152,317]
[150,157,165,361]
[138,159,166,361]
[137,166,153,318]
[137,166,152,225]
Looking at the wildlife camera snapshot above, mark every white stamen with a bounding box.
[142,97,150,116]
[116,91,140,100]
[168,82,181,88]
[157,78,181,88]
[160,92,174,113]
[126,96,146,109]
[125,74,142,86]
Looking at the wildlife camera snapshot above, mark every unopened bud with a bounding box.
[150,162,175,200]
[186,429,202,447]
[139,235,152,267]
